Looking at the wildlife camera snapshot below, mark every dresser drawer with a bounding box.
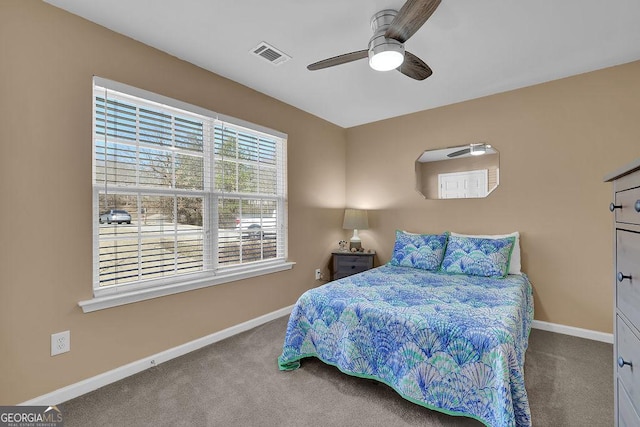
[616,230,640,327]
[619,379,640,427]
[615,186,640,225]
[617,316,640,416]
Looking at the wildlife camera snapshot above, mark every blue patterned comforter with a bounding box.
[278,265,534,427]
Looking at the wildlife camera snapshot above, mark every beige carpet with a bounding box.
[62,316,613,426]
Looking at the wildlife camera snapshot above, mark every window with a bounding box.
[85,77,290,311]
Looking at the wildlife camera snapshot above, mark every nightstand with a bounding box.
[331,251,375,280]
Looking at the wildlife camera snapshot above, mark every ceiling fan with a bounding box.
[447,143,492,158]
[307,0,441,80]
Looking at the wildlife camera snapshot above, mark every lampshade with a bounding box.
[343,209,369,230]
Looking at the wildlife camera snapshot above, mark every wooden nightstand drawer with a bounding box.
[332,252,374,280]
[336,255,370,268]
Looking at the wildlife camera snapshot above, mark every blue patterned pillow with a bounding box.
[441,235,515,278]
[389,230,448,271]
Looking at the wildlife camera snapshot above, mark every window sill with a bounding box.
[78,261,295,313]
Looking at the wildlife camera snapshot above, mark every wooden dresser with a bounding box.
[605,159,640,426]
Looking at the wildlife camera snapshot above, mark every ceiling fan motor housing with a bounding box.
[368,9,405,71]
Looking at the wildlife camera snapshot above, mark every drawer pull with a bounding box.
[610,202,623,212]
[617,272,632,282]
[635,200,640,212]
[617,357,633,368]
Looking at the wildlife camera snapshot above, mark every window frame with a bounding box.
[80,77,292,313]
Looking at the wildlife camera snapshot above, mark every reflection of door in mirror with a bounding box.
[415,144,500,200]
[438,169,488,199]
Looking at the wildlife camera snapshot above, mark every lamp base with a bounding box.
[349,228,362,251]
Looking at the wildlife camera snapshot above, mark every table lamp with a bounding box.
[343,209,369,250]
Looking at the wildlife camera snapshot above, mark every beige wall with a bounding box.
[3,0,640,406]
[0,1,346,404]
[346,60,640,336]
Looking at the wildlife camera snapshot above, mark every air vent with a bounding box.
[251,42,291,66]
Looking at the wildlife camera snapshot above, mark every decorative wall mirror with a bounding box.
[415,143,500,199]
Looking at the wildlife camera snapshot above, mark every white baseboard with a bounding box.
[531,320,613,344]
[22,307,610,405]
[21,304,295,406]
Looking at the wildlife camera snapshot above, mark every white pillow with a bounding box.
[450,232,521,275]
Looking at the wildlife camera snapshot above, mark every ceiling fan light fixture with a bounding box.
[470,143,487,156]
[368,10,404,72]
[369,49,404,71]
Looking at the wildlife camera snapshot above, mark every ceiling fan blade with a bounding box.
[447,148,471,158]
[385,0,441,43]
[307,50,368,71]
[397,51,433,80]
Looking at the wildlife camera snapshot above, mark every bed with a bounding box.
[278,232,534,427]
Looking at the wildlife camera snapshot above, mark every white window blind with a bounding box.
[92,78,287,297]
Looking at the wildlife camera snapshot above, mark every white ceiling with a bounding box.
[45,0,640,128]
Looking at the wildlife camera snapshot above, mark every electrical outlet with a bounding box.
[51,331,70,356]
[315,269,322,280]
